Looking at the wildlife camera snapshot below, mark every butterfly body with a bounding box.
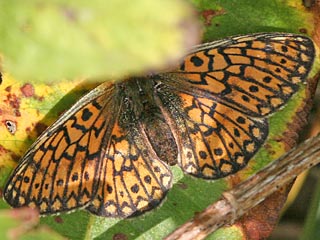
[4,33,316,217]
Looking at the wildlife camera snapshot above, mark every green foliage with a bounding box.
[191,0,314,40]
[0,0,197,82]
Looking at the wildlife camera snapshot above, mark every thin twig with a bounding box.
[165,134,320,240]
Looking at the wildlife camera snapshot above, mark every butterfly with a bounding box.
[3,33,316,218]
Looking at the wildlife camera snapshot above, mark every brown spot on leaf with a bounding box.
[54,216,63,223]
[5,86,11,92]
[14,109,21,117]
[201,9,226,26]
[263,143,276,156]
[0,145,20,160]
[20,83,35,98]
[34,122,48,136]
[0,144,9,154]
[5,93,21,109]
[25,127,32,133]
[177,182,188,189]
[35,95,44,101]
[113,233,128,240]
[61,6,79,22]
[299,28,307,34]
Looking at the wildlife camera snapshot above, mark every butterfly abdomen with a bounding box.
[118,78,179,167]
[143,116,178,166]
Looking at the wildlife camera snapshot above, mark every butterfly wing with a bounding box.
[86,119,172,217]
[4,82,172,216]
[3,83,115,214]
[85,81,172,217]
[178,33,315,116]
[157,33,315,178]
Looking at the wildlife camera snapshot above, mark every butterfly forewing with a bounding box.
[4,83,115,214]
[175,33,315,116]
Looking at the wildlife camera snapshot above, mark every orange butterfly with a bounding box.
[4,33,316,217]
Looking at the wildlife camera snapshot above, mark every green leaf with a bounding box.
[0,0,199,82]
[190,0,315,40]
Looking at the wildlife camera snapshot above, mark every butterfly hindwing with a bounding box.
[86,121,172,217]
[156,85,268,178]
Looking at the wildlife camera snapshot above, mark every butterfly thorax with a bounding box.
[117,77,178,166]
